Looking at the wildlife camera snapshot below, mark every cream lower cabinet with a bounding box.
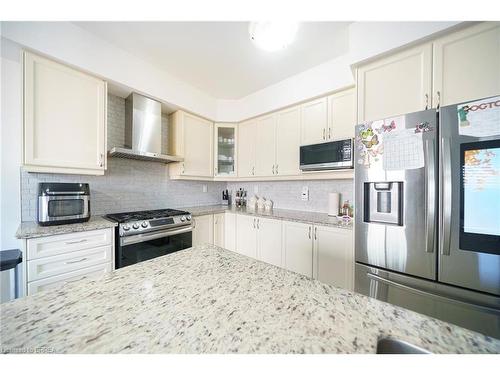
[432,22,500,107]
[282,221,354,290]
[283,221,314,277]
[23,52,107,175]
[224,212,237,251]
[213,213,225,247]
[24,228,114,295]
[235,215,282,266]
[192,214,214,246]
[169,111,214,178]
[357,43,432,122]
[312,225,354,291]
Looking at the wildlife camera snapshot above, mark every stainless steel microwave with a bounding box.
[299,139,353,171]
[37,183,91,226]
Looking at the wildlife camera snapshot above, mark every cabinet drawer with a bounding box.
[28,245,112,281]
[27,228,112,260]
[27,262,112,295]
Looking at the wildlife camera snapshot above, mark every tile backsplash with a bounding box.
[226,179,353,213]
[21,94,353,221]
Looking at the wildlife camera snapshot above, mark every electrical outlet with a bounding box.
[301,186,309,201]
[202,184,208,193]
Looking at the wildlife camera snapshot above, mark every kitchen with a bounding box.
[1,4,500,369]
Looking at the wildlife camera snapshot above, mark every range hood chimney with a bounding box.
[108,93,183,163]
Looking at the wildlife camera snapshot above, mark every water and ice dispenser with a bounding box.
[363,182,403,226]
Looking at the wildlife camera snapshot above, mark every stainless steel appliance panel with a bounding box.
[438,97,500,295]
[355,109,438,280]
[355,263,500,339]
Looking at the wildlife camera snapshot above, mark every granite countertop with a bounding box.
[1,244,498,354]
[16,216,117,239]
[182,205,353,230]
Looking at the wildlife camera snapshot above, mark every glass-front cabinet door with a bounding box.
[214,123,237,177]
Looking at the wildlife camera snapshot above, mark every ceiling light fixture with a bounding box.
[248,22,299,52]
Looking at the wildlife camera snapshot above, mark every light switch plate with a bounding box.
[301,186,309,201]
[202,184,208,193]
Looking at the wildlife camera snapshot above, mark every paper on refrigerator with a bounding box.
[457,96,500,137]
[382,129,424,170]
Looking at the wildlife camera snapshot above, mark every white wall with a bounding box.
[1,37,23,251]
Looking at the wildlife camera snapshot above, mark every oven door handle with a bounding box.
[120,226,193,246]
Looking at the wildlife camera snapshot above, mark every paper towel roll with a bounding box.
[328,193,340,217]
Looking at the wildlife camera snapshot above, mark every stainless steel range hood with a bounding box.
[108,93,183,164]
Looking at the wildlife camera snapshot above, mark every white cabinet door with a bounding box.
[23,52,106,175]
[433,22,500,107]
[357,43,432,122]
[238,120,257,177]
[283,221,313,277]
[224,212,237,251]
[183,113,213,177]
[275,106,301,176]
[213,213,225,247]
[313,226,354,291]
[328,88,356,140]
[255,115,277,177]
[236,214,257,258]
[301,97,328,145]
[256,217,283,267]
[193,214,214,246]
[214,123,237,177]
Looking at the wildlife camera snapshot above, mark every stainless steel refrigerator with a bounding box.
[354,95,500,339]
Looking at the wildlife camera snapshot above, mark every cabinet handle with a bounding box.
[64,275,87,285]
[323,128,326,140]
[65,257,88,264]
[276,164,278,174]
[328,128,331,139]
[425,93,429,110]
[308,226,311,239]
[192,217,196,229]
[253,218,256,228]
[257,219,260,229]
[252,166,255,175]
[272,165,275,174]
[436,91,441,109]
[65,239,88,245]
[314,227,317,240]
[182,162,185,174]
[99,153,104,167]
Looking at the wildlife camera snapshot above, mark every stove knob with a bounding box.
[141,221,148,228]
[132,223,140,230]
[180,216,186,222]
[186,215,192,221]
[123,224,130,231]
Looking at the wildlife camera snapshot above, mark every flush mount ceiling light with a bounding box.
[248,22,299,52]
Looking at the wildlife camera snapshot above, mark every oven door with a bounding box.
[117,226,193,269]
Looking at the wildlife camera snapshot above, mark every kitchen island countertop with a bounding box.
[1,244,498,354]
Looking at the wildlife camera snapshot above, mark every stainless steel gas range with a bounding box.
[106,209,193,269]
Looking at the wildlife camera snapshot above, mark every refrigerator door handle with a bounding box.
[424,139,436,253]
[440,137,452,256]
[366,273,500,315]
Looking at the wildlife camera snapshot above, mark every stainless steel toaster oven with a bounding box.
[37,183,90,226]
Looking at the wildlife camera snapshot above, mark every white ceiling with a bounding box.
[74,22,351,100]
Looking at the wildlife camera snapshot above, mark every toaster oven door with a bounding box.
[38,195,90,223]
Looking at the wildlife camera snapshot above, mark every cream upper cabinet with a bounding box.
[235,214,258,258]
[255,115,277,177]
[313,225,354,291]
[328,88,356,140]
[283,221,313,277]
[237,120,257,177]
[214,123,237,177]
[193,214,214,246]
[256,217,283,268]
[300,97,328,145]
[433,22,500,107]
[169,111,213,178]
[275,106,301,176]
[23,52,107,175]
[213,213,225,247]
[357,43,432,122]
